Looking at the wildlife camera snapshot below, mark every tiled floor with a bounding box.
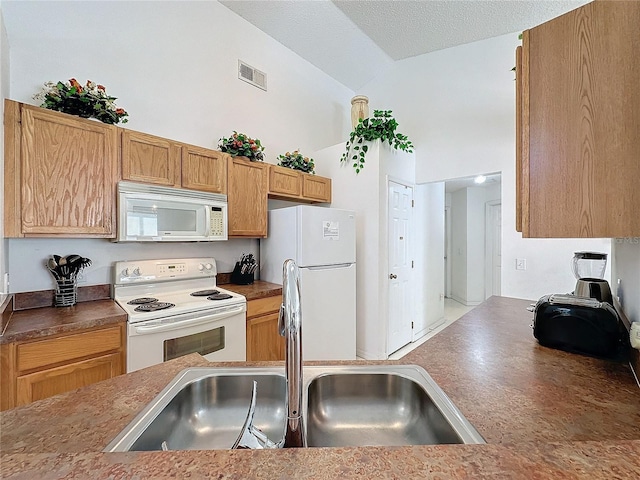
[387,298,476,360]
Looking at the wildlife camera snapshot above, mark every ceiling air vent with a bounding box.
[238,60,267,91]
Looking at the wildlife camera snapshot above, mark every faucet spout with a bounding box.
[278,259,306,448]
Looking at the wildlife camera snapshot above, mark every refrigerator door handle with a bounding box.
[304,263,354,270]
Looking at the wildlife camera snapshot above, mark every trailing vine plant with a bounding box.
[340,110,414,173]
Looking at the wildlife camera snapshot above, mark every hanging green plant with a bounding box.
[340,110,414,173]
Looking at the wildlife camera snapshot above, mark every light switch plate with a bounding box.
[516,258,527,271]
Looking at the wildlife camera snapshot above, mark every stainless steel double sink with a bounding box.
[104,365,485,451]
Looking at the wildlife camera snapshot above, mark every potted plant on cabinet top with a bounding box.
[33,78,129,125]
[219,131,265,162]
[277,150,315,175]
[341,110,413,173]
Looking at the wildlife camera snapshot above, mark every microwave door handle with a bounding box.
[133,305,245,334]
[205,206,211,238]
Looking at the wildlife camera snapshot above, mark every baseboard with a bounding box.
[356,346,386,360]
[450,294,482,307]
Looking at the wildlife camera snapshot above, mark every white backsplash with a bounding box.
[7,238,259,293]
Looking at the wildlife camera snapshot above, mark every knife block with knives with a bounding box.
[231,253,257,285]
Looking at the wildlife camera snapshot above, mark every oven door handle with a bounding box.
[133,305,246,334]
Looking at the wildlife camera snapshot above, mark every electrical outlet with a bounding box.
[516,258,527,271]
[77,271,87,284]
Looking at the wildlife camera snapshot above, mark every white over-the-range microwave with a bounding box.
[115,181,228,242]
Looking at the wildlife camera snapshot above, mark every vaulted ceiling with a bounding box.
[221,0,590,90]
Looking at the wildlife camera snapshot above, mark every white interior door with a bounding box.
[387,181,413,356]
[485,202,502,299]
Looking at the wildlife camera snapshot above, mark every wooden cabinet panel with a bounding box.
[269,165,302,197]
[227,157,268,237]
[0,342,16,411]
[2,323,126,411]
[515,44,523,233]
[19,105,118,237]
[247,295,282,319]
[246,312,285,362]
[246,294,284,362]
[17,325,122,372]
[16,352,122,407]
[122,130,181,187]
[521,1,640,237]
[181,145,228,194]
[302,174,331,203]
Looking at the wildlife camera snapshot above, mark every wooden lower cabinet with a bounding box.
[0,323,126,411]
[16,352,122,406]
[246,295,284,361]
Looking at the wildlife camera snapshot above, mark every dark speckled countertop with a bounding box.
[0,299,127,344]
[222,279,282,301]
[1,296,639,478]
[0,281,280,345]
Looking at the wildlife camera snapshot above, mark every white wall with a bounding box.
[2,1,354,293]
[413,182,445,336]
[360,32,611,301]
[314,140,416,359]
[466,187,486,305]
[450,189,467,303]
[0,5,9,293]
[4,1,353,158]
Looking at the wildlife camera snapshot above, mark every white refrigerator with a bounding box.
[260,205,356,360]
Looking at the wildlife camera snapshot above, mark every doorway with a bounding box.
[485,201,502,298]
[444,173,502,306]
[387,180,414,356]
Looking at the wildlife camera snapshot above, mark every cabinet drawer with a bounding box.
[16,352,122,406]
[17,325,123,372]
[247,295,282,319]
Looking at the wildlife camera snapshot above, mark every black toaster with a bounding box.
[532,294,629,360]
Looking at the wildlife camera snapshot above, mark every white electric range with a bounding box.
[113,257,247,372]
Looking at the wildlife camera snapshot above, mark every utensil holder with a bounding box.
[231,262,254,285]
[54,278,78,307]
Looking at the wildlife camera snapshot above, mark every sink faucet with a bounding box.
[278,259,306,448]
[231,259,306,449]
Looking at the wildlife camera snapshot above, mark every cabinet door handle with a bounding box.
[389,274,397,279]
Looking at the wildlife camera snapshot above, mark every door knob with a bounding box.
[389,274,397,279]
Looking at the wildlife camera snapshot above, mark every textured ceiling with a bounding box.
[221,0,591,90]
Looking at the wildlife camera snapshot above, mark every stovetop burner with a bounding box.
[127,297,159,305]
[134,302,175,312]
[190,289,220,297]
[207,293,233,301]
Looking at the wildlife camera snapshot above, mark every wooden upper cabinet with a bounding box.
[181,144,228,194]
[269,164,302,197]
[520,0,640,238]
[227,157,268,237]
[121,130,181,187]
[302,174,331,203]
[267,164,332,203]
[13,103,119,237]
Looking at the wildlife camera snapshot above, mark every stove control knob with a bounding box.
[122,268,130,277]
[205,263,213,270]
[132,268,141,277]
[198,264,205,271]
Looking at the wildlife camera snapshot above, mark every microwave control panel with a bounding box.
[210,207,225,236]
